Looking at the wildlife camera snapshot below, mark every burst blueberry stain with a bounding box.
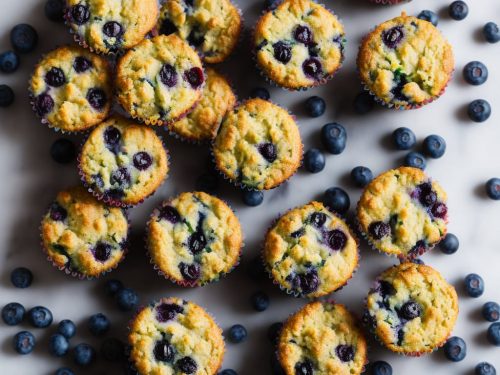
[177,356,197,374]
[325,229,347,251]
[154,340,174,362]
[45,67,66,87]
[382,26,404,48]
[104,126,121,153]
[160,64,178,87]
[369,221,390,240]
[399,301,421,320]
[92,242,112,262]
[34,93,54,116]
[50,202,67,221]
[103,21,123,38]
[184,67,204,88]
[302,58,322,79]
[133,152,152,170]
[179,262,201,281]
[273,41,292,64]
[158,206,181,223]
[156,303,183,322]
[258,142,277,162]
[160,19,177,35]
[86,88,107,110]
[111,167,131,187]
[70,5,90,25]
[188,231,207,254]
[335,344,354,362]
[294,359,313,375]
[294,25,313,44]
[310,212,326,228]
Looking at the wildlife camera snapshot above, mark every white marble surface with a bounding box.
[1,0,499,374]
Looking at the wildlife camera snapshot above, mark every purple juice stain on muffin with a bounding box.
[156,303,184,322]
[92,242,112,262]
[102,21,123,38]
[294,359,314,375]
[273,41,292,64]
[335,344,354,362]
[49,202,67,221]
[133,152,153,171]
[86,88,107,110]
[158,206,181,224]
[70,4,90,25]
[73,56,92,73]
[153,339,174,362]
[111,167,131,187]
[45,67,66,87]
[184,67,204,88]
[294,25,313,45]
[179,262,201,282]
[302,58,322,80]
[103,126,121,154]
[160,64,178,87]
[34,93,54,116]
[325,229,347,251]
[382,26,405,48]
[368,221,391,240]
[258,142,277,163]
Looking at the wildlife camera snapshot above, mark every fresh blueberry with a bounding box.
[10,24,38,53]
[323,187,350,215]
[371,360,392,375]
[196,173,218,194]
[392,127,416,150]
[10,267,33,288]
[321,122,347,155]
[483,22,500,43]
[250,291,270,312]
[404,151,426,170]
[55,368,75,375]
[267,322,283,344]
[423,134,446,158]
[50,139,76,164]
[247,256,267,282]
[468,98,492,121]
[487,322,500,346]
[0,84,15,107]
[305,96,325,117]
[475,362,496,375]
[250,87,270,100]
[443,336,467,361]
[0,51,20,73]
[2,303,25,326]
[304,148,325,173]
[45,0,65,22]
[482,302,500,322]
[439,233,459,254]
[104,279,123,297]
[449,1,468,20]
[353,91,374,114]
[228,324,247,343]
[485,178,500,200]
[49,334,69,357]
[100,337,125,361]
[350,166,373,187]
[418,10,438,26]
[13,331,35,354]
[264,0,281,10]
[73,343,95,366]
[219,370,238,375]
[116,288,139,312]
[463,61,488,86]
[464,273,484,297]
[242,189,264,207]
[28,306,53,328]
[88,313,110,336]
[57,319,76,339]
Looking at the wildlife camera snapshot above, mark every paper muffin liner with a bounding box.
[144,194,244,288]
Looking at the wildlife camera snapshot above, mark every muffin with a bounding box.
[147,192,243,286]
[212,98,303,190]
[254,0,345,90]
[263,201,358,298]
[278,301,367,375]
[116,34,205,126]
[40,186,128,278]
[129,297,224,375]
[29,45,112,132]
[357,167,448,259]
[157,0,241,64]
[169,68,236,142]
[79,116,169,207]
[65,0,159,54]
[364,262,458,356]
[357,12,454,109]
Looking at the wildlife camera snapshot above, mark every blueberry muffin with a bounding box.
[357,167,448,259]
[29,45,112,132]
[357,12,454,109]
[212,98,303,190]
[263,201,358,298]
[65,0,159,54]
[169,68,236,142]
[116,34,205,126]
[79,116,169,207]
[41,186,128,278]
[129,297,224,374]
[147,192,243,286]
[278,301,367,375]
[364,262,458,355]
[157,0,242,64]
[254,0,345,90]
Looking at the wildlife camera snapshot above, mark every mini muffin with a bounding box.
[147,192,243,286]
[65,0,159,54]
[169,68,236,142]
[357,12,454,109]
[79,116,169,207]
[357,167,448,259]
[278,301,367,375]
[254,0,345,90]
[157,0,241,64]
[212,98,303,190]
[263,201,358,298]
[116,34,205,126]
[129,297,224,375]
[41,186,128,278]
[29,45,112,132]
[364,262,458,356]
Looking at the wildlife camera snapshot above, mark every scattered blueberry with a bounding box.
[449,1,468,20]
[475,362,496,375]
[104,279,123,297]
[323,187,350,215]
[353,91,374,114]
[485,178,500,200]
[219,370,238,375]
[28,306,53,328]
[250,291,270,312]
[0,84,15,107]
[10,24,38,53]
[423,134,446,158]
[0,51,20,73]
[50,139,76,164]
[13,331,35,355]
[487,322,500,346]
[443,336,467,362]
[392,127,416,150]
[304,148,325,173]
[88,313,110,336]
[350,166,373,187]
[404,151,426,170]
[371,360,392,375]
[468,99,491,123]
[100,337,125,361]
[321,122,347,155]
[483,22,499,44]
[228,324,247,343]
[49,334,69,357]
[464,273,484,297]
[242,189,264,207]
[57,319,76,339]
[116,287,139,312]
[45,0,65,22]
[55,368,75,375]
[196,173,218,193]
[439,233,459,254]
[247,256,267,282]
[417,10,438,26]
[463,61,488,86]
[250,87,270,100]
[10,267,33,288]
[267,322,283,344]
[482,302,500,322]
[305,96,325,117]
[73,343,96,366]
[2,302,25,326]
